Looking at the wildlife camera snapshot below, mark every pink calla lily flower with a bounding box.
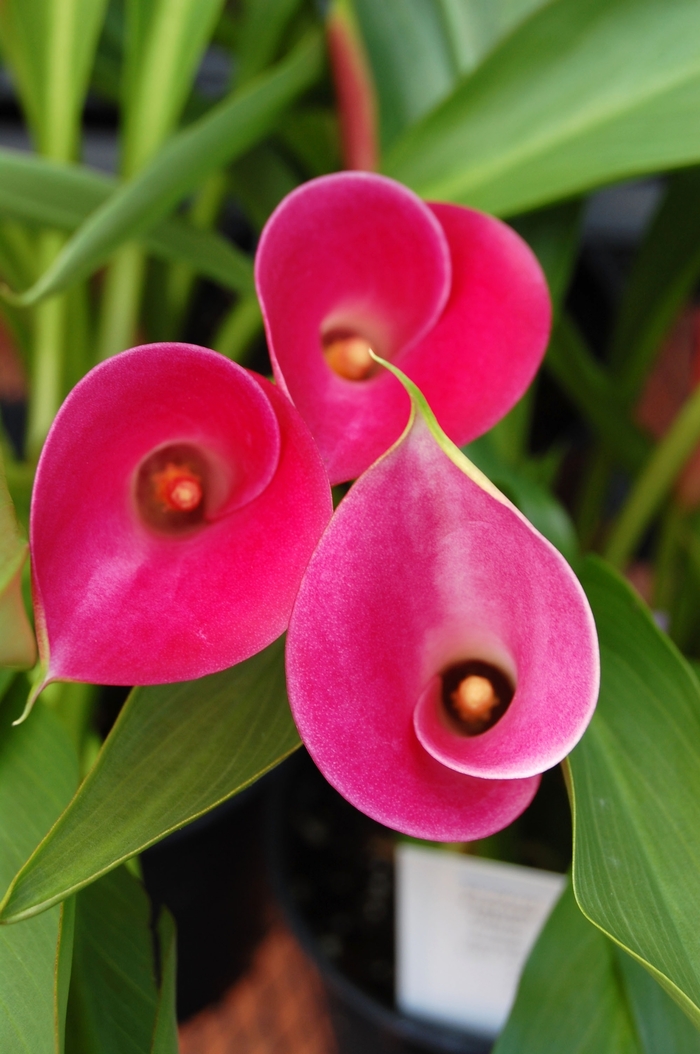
[255,172,551,484]
[286,364,599,841]
[29,343,332,703]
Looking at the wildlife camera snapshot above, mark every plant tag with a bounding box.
[396,844,565,1037]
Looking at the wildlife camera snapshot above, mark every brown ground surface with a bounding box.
[179,921,338,1054]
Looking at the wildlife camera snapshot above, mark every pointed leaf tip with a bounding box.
[12,664,50,726]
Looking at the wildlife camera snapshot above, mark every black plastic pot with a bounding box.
[142,777,272,1022]
[267,751,498,1054]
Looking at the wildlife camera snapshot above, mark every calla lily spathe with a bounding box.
[29,343,332,698]
[286,367,599,841]
[255,172,551,484]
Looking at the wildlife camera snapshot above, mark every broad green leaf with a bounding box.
[0,683,79,1053]
[351,0,549,149]
[609,167,700,405]
[386,0,700,216]
[495,881,640,1054]
[0,149,253,295]
[8,30,322,307]
[351,0,455,147]
[0,0,108,160]
[0,450,35,668]
[546,316,651,473]
[434,0,552,77]
[570,556,700,1027]
[466,434,578,561]
[617,952,700,1053]
[65,868,177,1054]
[0,637,300,922]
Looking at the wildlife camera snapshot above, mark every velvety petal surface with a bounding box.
[31,343,332,686]
[256,173,550,484]
[404,203,551,444]
[256,172,451,483]
[286,378,598,841]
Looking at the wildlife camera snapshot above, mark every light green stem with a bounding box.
[164,171,228,338]
[27,231,67,457]
[488,388,534,468]
[213,295,263,362]
[653,502,683,611]
[96,243,146,360]
[605,384,700,568]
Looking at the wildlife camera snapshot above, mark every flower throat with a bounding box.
[441,659,514,736]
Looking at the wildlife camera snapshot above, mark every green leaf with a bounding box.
[351,0,455,147]
[0,0,109,160]
[150,912,178,1054]
[65,868,177,1054]
[0,449,35,668]
[147,216,254,294]
[0,637,300,923]
[7,30,322,306]
[609,167,700,405]
[617,951,700,1053]
[546,316,652,473]
[121,0,225,175]
[0,683,79,1053]
[569,556,700,1027]
[236,0,303,86]
[278,106,341,176]
[386,0,700,216]
[0,149,253,295]
[434,0,551,78]
[494,881,640,1054]
[229,142,300,231]
[351,0,548,148]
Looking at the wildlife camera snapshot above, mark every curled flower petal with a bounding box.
[30,343,332,690]
[256,172,550,484]
[286,367,598,841]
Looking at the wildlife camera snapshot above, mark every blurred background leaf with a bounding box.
[385,0,700,215]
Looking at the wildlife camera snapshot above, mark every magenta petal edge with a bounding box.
[30,342,333,692]
[286,365,599,841]
[256,171,551,484]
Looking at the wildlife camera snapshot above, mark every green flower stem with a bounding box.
[96,243,146,360]
[27,231,67,458]
[213,294,262,362]
[605,383,700,569]
[653,501,683,612]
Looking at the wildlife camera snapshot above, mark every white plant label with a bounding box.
[396,844,566,1037]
